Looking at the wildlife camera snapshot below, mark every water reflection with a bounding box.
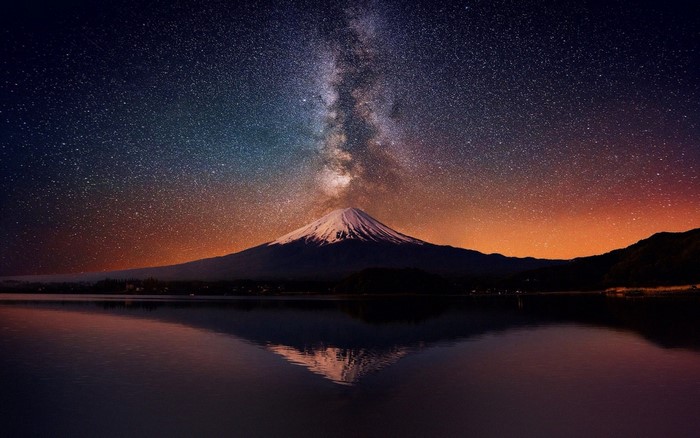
[4,294,700,385]
[3,295,700,437]
[268,344,409,385]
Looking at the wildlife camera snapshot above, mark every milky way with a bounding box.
[1,0,699,275]
[313,4,405,210]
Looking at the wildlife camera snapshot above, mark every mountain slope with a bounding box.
[509,228,700,290]
[6,207,563,283]
[82,234,557,282]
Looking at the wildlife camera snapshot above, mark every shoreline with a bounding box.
[1,287,699,302]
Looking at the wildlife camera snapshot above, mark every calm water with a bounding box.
[2,294,700,437]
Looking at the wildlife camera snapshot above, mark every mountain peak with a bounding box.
[269,207,424,246]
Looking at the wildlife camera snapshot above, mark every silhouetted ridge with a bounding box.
[509,228,700,290]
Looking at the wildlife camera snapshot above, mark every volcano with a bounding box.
[270,207,424,246]
[9,207,562,282]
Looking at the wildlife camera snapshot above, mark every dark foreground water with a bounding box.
[2,294,700,437]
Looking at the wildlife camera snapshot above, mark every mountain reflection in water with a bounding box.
[4,294,700,437]
[4,294,700,385]
[268,344,409,385]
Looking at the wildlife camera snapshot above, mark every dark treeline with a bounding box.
[0,278,335,295]
[3,229,697,295]
[1,269,501,296]
[3,237,700,297]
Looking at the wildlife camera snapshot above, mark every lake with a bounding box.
[2,293,700,437]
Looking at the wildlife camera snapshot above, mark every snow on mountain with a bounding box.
[4,206,566,283]
[269,207,424,246]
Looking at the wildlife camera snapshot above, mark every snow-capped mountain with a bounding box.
[270,207,423,246]
[6,207,562,282]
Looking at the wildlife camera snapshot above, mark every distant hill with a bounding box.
[509,228,700,291]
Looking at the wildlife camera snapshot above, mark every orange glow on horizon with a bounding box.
[20,174,700,275]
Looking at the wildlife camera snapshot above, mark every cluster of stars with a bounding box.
[1,0,698,275]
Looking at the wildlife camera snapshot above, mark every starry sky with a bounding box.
[1,0,699,276]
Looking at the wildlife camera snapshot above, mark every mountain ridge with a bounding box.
[6,208,696,287]
[2,207,563,283]
[507,228,700,290]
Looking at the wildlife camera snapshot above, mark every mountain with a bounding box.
[5,207,562,283]
[270,207,423,246]
[509,228,700,291]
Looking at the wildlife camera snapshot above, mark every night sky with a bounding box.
[2,0,699,276]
